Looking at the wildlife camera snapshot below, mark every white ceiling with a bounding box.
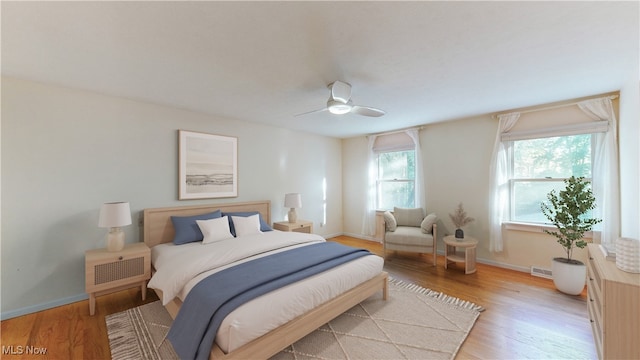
[2,1,638,138]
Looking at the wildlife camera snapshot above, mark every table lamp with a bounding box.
[98,202,132,252]
[284,193,302,223]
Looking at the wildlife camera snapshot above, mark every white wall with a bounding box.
[3,77,637,319]
[343,91,638,272]
[618,80,640,239]
[0,77,343,318]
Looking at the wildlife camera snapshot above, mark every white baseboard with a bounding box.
[433,250,529,273]
[339,232,530,273]
[340,232,382,243]
[322,232,345,240]
[475,257,530,273]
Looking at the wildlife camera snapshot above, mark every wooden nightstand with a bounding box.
[85,242,151,315]
[273,220,313,233]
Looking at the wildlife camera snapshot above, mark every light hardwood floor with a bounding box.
[1,236,596,359]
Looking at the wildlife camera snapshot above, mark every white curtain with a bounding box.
[361,135,378,236]
[406,129,425,209]
[489,112,521,252]
[578,98,620,251]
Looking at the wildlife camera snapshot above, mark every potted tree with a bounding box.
[540,176,601,295]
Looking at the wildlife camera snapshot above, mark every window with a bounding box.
[364,129,423,236]
[377,150,415,210]
[490,96,619,253]
[510,134,592,223]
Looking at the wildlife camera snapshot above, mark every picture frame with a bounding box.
[178,130,238,200]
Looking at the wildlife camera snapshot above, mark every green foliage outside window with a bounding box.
[514,134,591,179]
[377,150,415,210]
[512,134,592,223]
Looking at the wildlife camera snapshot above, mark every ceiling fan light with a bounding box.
[327,100,352,115]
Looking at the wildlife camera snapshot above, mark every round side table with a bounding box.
[443,235,478,274]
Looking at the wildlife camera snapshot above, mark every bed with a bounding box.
[143,200,388,360]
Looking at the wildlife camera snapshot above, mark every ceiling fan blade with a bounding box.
[299,80,383,118]
[351,105,385,117]
[294,107,328,117]
[330,81,352,103]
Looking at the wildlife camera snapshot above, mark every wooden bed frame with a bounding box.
[142,200,388,360]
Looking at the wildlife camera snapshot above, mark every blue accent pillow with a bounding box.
[222,211,273,236]
[171,210,222,245]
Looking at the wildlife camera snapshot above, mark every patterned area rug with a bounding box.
[106,278,483,360]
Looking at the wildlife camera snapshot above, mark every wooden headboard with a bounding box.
[143,200,271,248]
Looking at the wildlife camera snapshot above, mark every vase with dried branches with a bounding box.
[449,202,474,239]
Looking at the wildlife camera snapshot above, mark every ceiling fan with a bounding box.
[297,81,385,117]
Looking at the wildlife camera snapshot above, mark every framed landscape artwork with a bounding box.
[178,130,238,199]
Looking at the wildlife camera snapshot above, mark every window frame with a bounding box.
[506,133,594,226]
[375,149,416,211]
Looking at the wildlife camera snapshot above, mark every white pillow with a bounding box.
[196,216,234,244]
[421,213,437,234]
[383,211,397,232]
[231,214,263,237]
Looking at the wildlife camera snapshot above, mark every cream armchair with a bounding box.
[382,207,437,266]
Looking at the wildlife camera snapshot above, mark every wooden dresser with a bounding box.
[586,243,640,359]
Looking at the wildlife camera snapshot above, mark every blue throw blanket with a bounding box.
[167,242,372,360]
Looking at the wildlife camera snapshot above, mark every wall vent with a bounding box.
[530,266,553,279]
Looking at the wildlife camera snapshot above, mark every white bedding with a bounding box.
[148,231,326,305]
[148,231,384,353]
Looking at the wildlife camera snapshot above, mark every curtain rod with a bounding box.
[493,94,619,119]
[367,126,423,138]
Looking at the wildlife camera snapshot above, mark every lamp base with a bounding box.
[288,208,297,223]
[106,227,125,252]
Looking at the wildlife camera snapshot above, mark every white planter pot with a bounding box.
[552,258,586,295]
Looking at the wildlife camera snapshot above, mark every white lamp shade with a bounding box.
[98,202,132,228]
[284,193,302,209]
